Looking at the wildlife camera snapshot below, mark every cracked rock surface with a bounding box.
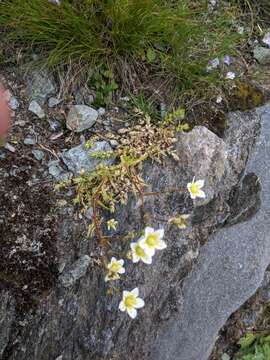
[1,105,270,360]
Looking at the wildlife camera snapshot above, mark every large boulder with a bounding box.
[2,104,270,360]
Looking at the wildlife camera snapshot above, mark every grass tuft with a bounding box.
[0,0,244,95]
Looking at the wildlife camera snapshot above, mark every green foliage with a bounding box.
[89,65,118,106]
[0,0,244,94]
[236,332,270,359]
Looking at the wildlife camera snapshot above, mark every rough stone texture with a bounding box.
[2,105,270,360]
[0,291,15,357]
[28,100,45,119]
[61,141,113,175]
[253,46,270,65]
[151,105,270,360]
[26,69,56,105]
[60,255,91,287]
[66,105,98,132]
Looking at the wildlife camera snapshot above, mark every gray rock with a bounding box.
[24,136,36,145]
[98,107,106,116]
[0,291,15,357]
[254,45,270,65]
[59,255,91,287]
[9,96,19,110]
[85,207,93,220]
[48,97,61,108]
[27,69,56,105]
[49,120,61,132]
[4,142,16,153]
[61,141,113,175]
[32,150,45,161]
[48,160,72,181]
[176,126,228,206]
[28,101,45,119]
[151,105,270,360]
[66,105,98,132]
[3,105,270,360]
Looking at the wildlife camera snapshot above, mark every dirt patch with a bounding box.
[0,151,58,313]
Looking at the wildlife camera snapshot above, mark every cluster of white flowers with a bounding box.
[104,178,205,319]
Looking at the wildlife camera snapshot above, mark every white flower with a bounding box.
[130,242,153,264]
[187,178,206,200]
[225,71,236,80]
[107,219,118,231]
[105,257,125,282]
[119,288,145,319]
[139,227,166,257]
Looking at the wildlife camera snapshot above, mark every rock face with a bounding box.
[61,141,113,175]
[26,69,56,105]
[1,105,270,360]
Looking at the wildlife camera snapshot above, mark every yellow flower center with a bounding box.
[124,294,137,309]
[145,234,158,248]
[135,244,146,258]
[189,183,199,195]
[109,262,121,272]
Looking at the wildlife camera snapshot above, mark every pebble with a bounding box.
[48,97,62,108]
[24,137,36,145]
[32,149,45,161]
[9,96,19,110]
[66,105,98,133]
[29,100,45,119]
[4,143,16,153]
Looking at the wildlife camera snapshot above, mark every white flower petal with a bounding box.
[197,190,206,198]
[118,267,125,274]
[123,291,129,298]
[135,298,145,309]
[119,259,124,266]
[111,257,116,262]
[144,227,155,236]
[131,288,139,297]
[119,301,126,311]
[196,179,205,188]
[142,255,152,265]
[132,254,140,263]
[139,240,155,256]
[156,240,167,250]
[156,228,164,239]
[130,243,137,251]
[127,307,137,319]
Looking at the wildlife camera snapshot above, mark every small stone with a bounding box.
[254,46,270,65]
[61,141,113,175]
[29,101,45,119]
[4,143,16,153]
[60,255,91,287]
[49,120,61,132]
[221,354,230,360]
[9,96,19,110]
[32,150,45,161]
[24,137,36,145]
[66,105,98,133]
[85,207,93,220]
[26,69,56,105]
[109,139,119,147]
[98,107,106,116]
[48,97,61,108]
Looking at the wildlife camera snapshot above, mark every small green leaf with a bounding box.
[146,48,156,62]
